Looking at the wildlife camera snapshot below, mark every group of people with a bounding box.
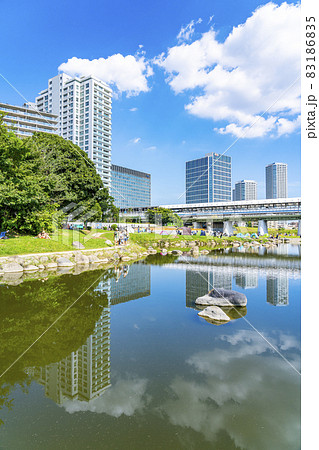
[114,228,129,246]
[115,265,129,282]
[37,230,50,239]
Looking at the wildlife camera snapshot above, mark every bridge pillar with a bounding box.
[258,220,268,236]
[297,220,301,237]
[223,221,234,236]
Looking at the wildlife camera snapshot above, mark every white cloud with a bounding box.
[145,145,157,151]
[177,18,202,43]
[59,53,153,97]
[157,2,301,138]
[160,330,300,448]
[131,137,141,144]
[129,107,138,112]
[63,377,149,417]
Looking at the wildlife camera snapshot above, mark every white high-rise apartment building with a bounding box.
[233,180,257,201]
[36,73,112,187]
[265,162,287,199]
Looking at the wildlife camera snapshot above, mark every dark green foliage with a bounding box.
[0,117,118,234]
[147,207,182,226]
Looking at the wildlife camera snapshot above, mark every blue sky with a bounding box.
[0,0,300,204]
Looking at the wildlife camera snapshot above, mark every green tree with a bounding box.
[147,207,182,226]
[0,117,118,233]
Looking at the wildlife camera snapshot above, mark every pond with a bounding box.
[0,245,301,449]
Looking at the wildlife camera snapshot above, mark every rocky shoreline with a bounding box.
[0,237,300,285]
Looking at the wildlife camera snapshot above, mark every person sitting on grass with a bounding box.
[0,230,9,239]
[37,229,51,239]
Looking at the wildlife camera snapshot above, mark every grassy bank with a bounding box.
[0,230,114,256]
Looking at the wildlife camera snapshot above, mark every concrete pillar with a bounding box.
[258,220,268,236]
[193,222,201,229]
[223,220,234,236]
[297,220,301,237]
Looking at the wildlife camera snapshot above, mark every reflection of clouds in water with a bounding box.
[63,377,149,417]
[161,330,300,450]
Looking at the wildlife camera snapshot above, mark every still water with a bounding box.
[0,245,301,449]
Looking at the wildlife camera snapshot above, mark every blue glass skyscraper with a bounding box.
[111,164,151,209]
[186,153,232,203]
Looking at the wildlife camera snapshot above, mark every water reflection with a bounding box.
[23,263,151,408]
[267,273,289,306]
[0,246,300,449]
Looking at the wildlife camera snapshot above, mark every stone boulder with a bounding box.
[172,250,183,255]
[72,241,85,249]
[56,257,74,267]
[74,254,90,265]
[198,306,230,322]
[2,263,24,273]
[88,254,100,263]
[105,240,113,246]
[200,250,209,255]
[196,288,247,307]
[121,256,131,261]
[46,262,58,269]
[39,256,49,263]
[23,265,39,272]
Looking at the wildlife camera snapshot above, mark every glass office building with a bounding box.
[233,180,257,201]
[186,152,231,203]
[265,162,287,199]
[111,164,151,209]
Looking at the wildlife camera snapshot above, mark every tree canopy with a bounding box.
[0,117,118,233]
[147,207,182,226]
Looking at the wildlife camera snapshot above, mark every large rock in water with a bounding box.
[2,263,24,273]
[56,257,74,267]
[198,306,230,322]
[195,288,247,306]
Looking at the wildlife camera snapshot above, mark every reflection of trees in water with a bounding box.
[0,268,115,418]
[0,262,152,421]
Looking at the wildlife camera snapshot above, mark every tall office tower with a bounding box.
[233,180,257,201]
[111,164,151,209]
[186,153,231,204]
[0,101,58,137]
[265,162,287,199]
[36,74,112,187]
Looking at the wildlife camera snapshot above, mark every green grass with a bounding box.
[0,230,115,257]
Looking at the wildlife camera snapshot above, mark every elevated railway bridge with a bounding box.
[119,197,301,236]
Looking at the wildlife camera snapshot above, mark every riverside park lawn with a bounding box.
[0,228,298,257]
[0,230,115,256]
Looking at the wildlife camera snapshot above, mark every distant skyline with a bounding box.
[0,0,301,203]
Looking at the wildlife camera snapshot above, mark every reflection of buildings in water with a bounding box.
[267,273,289,306]
[94,263,151,306]
[186,268,232,308]
[27,306,111,405]
[26,263,151,406]
[110,263,151,305]
[235,272,258,289]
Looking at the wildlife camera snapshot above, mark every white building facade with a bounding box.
[36,74,112,187]
[233,180,257,201]
[265,162,287,199]
[0,102,58,137]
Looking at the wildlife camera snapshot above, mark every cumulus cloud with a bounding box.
[129,107,138,112]
[59,53,153,97]
[156,2,301,138]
